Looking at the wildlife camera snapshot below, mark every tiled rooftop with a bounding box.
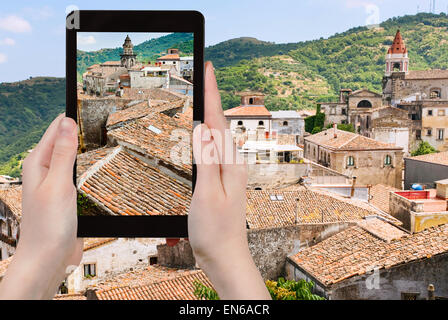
[83,238,118,251]
[95,269,212,300]
[245,188,394,229]
[289,218,448,286]
[224,105,272,117]
[305,128,402,151]
[0,186,22,220]
[369,184,399,214]
[77,147,116,179]
[406,69,448,80]
[78,147,191,216]
[406,151,448,166]
[53,293,87,300]
[0,257,12,279]
[108,111,192,175]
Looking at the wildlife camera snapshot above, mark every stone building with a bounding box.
[0,186,21,261]
[304,126,404,188]
[270,110,305,145]
[286,217,448,300]
[120,35,137,69]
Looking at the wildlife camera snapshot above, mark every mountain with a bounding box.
[77,32,194,80]
[0,77,65,177]
[208,13,448,110]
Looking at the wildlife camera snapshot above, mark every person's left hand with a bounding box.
[0,115,83,300]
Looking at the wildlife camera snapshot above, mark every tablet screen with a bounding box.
[75,32,193,219]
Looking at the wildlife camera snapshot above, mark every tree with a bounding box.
[193,278,325,300]
[411,141,438,156]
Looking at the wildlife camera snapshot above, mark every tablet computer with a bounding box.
[66,10,204,237]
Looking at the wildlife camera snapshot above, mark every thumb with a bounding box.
[46,117,78,186]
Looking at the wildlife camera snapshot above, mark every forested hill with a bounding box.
[77,32,194,80]
[0,77,65,177]
[207,13,448,110]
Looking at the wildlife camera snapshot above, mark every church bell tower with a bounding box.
[120,35,137,69]
[385,30,409,76]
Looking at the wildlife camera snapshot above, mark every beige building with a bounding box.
[304,126,404,188]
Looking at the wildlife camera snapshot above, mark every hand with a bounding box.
[0,115,83,300]
[188,62,271,300]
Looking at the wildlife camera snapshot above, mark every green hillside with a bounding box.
[208,13,448,110]
[77,32,194,80]
[0,77,66,177]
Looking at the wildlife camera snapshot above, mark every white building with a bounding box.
[240,140,303,164]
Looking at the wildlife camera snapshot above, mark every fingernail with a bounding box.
[59,118,75,136]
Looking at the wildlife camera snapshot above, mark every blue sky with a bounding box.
[0,0,447,82]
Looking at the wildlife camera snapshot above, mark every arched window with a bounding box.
[347,156,355,167]
[357,100,372,108]
[258,121,264,126]
[283,121,288,126]
[393,62,401,72]
[384,155,392,166]
[237,120,243,126]
[430,89,441,99]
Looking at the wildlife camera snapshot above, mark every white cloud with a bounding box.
[78,35,96,45]
[0,15,32,33]
[0,38,15,46]
[0,53,7,64]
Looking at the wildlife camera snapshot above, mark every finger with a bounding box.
[193,123,223,194]
[22,114,66,189]
[204,61,227,134]
[45,117,78,188]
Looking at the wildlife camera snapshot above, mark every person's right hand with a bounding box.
[188,62,270,300]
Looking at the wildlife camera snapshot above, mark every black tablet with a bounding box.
[66,10,204,237]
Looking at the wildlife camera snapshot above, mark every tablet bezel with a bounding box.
[66,10,204,237]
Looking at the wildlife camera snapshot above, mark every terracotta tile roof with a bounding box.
[0,186,22,220]
[289,218,448,286]
[106,99,186,129]
[101,61,122,66]
[369,184,399,213]
[387,30,407,54]
[77,147,117,179]
[53,293,87,300]
[406,70,448,80]
[78,147,191,216]
[406,151,448,166]
[156,54,180,61]
[95,269,212,300]
[108,111,192,175]
[245,188,388,229]
[224,106,272,117]
[83,238,118,251]
[88,265,199,292]
[305,128,402,151]
[0,256,12,279]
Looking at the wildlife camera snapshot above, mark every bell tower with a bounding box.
[385,30,409,76]
[120,35,137,69]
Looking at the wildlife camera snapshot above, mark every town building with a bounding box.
[156,48,181,76]
[180,56,194,82]
[304,126,404,188]
[404,151,448,189]
[0,186,21,261]
[287,217,448,300]
[270,111,305,145]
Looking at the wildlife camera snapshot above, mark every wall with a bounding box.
[320,103,348,126]
[156,239,196,269]
[247,223,354,280]
[67,238,163,294]
[247,163,310,189]
[372,127,409,155]
[272,118,304,136]
[129,71,167,89]
[0,202,19,261]
[421,106,448,152]
[404,159,448,189]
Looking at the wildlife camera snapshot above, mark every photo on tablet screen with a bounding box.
[76,32,193,217]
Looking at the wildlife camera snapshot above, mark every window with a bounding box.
[430,90,441,99]
[438,109,446,116]
[427,129,432,136]
[384,155,392,166]
[149,256,158,265]
[330,107,336,115]
[357,100,372,108]
[283,121,288,126]
[342,108,347,115]
[428,109,433,116]
[237,120,243,126]
[258,121,264,126]
[269,195,284,201]
[347,156,355,167]
[83,264,96,278]
[416,130,421,140]
[249,98,254,105]
[437,129,445,140]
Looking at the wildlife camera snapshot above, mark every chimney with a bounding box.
[333,123,338,138]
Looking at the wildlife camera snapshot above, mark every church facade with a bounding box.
[321,30,448,154]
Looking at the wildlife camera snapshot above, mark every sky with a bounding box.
[77,33,172,51]
[0,0,447,82]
